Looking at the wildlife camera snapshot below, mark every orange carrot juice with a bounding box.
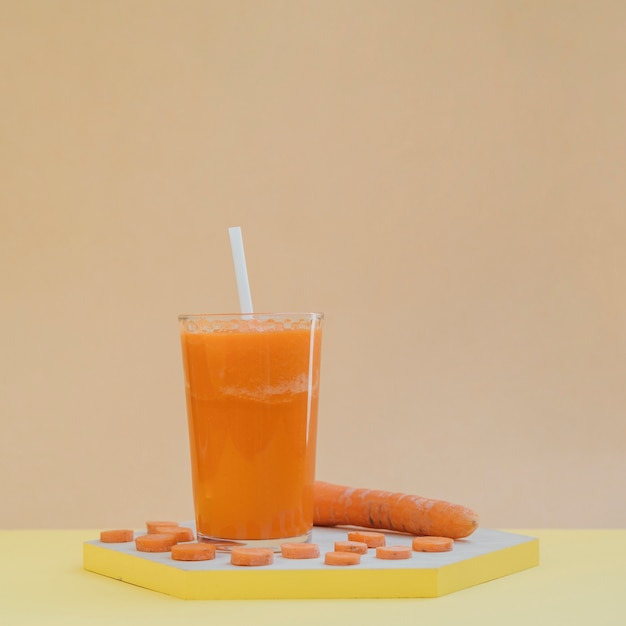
[179,313,323,548]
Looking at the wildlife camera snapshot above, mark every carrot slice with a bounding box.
[135,533,179,552]
[230,547,274,566]
[324,551,361,566]
[146,520,179,534]
[347,531,386,548]
[280,543,320,559]
[171,542,216,561]
[412,536,454,552]
[151,525,195,542]
[376,545,413,560]
[100,529,134,543]
[334,540,368,554]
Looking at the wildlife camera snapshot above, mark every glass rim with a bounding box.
[178,311,323,322]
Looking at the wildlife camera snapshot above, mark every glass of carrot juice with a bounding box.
[179,312,323,550]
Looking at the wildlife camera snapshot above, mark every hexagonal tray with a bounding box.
[83,525,538,599]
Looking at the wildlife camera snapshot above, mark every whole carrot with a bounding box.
[313,481,479,539]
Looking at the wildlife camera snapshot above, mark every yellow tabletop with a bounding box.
[1,529,625,625]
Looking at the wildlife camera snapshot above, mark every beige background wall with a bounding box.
[2,1,625,530]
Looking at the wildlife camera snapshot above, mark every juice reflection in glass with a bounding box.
[179,312,323,549]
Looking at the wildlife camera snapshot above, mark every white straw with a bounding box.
[228,226,254,314]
